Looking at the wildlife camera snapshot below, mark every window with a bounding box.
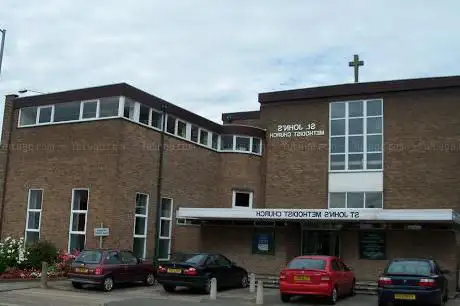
[232,190,253,208]
[212,134,219,149]
[220,135,234,150]
[199,129,209,146]
[190,125,199,142]
[19,106,38,126]
[54,101,81,122]
[139,104,150,125]
[104,251,121,264]
[99,97,120,118]
[287,258,326,270]
[25,189,43,245]
[120,251,138,263]
[177,120,187,138]
[328,191,383,209]
[235,136,250,151]
[38,106,53,123]
[158,198,173,261]
[133,193,149,259]
[68,189,89,252]
[76,250,103,264]
[386,260,432,275]
[123,98,136,120]
[329,99,383,171]
[252,138,261,154]
[81,100,98,119]
[151,110,163,129]
[166,115,176,134]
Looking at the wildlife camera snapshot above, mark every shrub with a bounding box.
[55,249,80,276]
[25,240,58,269]
[0,237,29,269]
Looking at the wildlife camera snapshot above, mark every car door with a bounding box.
[330,259,344,295]
[103,251,125,281]
[119,251,141,282]
[338,259,353,292]
[215,255,236,287]
[206,255,226,287]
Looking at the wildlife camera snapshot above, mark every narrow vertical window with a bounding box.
[68,189,89,252]
[158,198,173,261]
[25,189,43,245]
[133,193,149,259]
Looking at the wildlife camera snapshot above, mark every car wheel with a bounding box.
[280,294,291,303]
[144,272,155,286]
[328,287,338,305]
[350,279,356,296]
[203,277,212,294]
[103,276,114,292]
[163,285,175,292]
[71,282,82,289]
[241,273,249,288]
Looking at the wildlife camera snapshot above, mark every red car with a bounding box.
[279,255,355,304]
[68,249,156,292]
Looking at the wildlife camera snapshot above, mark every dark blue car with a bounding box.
[377,258,449,306]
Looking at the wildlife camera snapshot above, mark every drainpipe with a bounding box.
[153,104,167,266]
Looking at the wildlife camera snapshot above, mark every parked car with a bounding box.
[156,253,249,293]
[377,258,449,306]
[68,249,156,292]
[279,255,355,304]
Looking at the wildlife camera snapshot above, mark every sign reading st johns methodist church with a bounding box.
[269,122,325,138]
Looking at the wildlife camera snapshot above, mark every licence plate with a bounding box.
[167,268,182,274]
[294,275,310,281]
[76,268,88,273]
[394,294,416,300]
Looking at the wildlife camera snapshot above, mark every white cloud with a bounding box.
[1,0,460,126]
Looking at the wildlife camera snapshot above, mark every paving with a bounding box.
[0,280,458,305]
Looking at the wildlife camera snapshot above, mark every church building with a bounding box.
[0,75,459,293]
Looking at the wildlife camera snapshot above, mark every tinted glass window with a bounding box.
[184,254,208,264]
[287,258,326,270]
[54,101,80,122]
[387,260,432,275]
[75,250,102,264]
[104,251,121,264]
[120,251,138,264]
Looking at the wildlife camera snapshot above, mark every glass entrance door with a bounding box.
[301,230,340,257]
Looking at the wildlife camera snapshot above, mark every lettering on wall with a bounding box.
[269,122,325,138]
[254,209,360,220]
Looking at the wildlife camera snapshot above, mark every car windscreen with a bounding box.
[171,253,206,264]
[75,250,103,264]
[386,260,432,276]
[287,258,326,270]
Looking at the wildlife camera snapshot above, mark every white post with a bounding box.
[210,277,217,300]
[256,280,263,305]
[249,273,256,293]
[99,222,103,248]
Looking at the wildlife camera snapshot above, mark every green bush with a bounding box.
[26,240,58,269]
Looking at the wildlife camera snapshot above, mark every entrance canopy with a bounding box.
[176,208,460,223]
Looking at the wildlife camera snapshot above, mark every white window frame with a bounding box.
[158,197,173,261]
[36,105,55,124]
[234,135,251,152]
[328,191,383,209]
[24,189,44,245]
[220,134,234,151]
[133,193,149,259]
[252,137,262,154]
[198,128,210,146]
[329,99,384,172]
[149,108,163,130]
[79,99,100,120]
[176,119,188,139]
[68,188,89,252]
[232,190,254,209]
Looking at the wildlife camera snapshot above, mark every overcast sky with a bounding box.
[1,0,460,125]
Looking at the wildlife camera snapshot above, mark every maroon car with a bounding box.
[68,249,156,291]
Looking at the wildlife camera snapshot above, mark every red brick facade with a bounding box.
[1,78,460,293]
